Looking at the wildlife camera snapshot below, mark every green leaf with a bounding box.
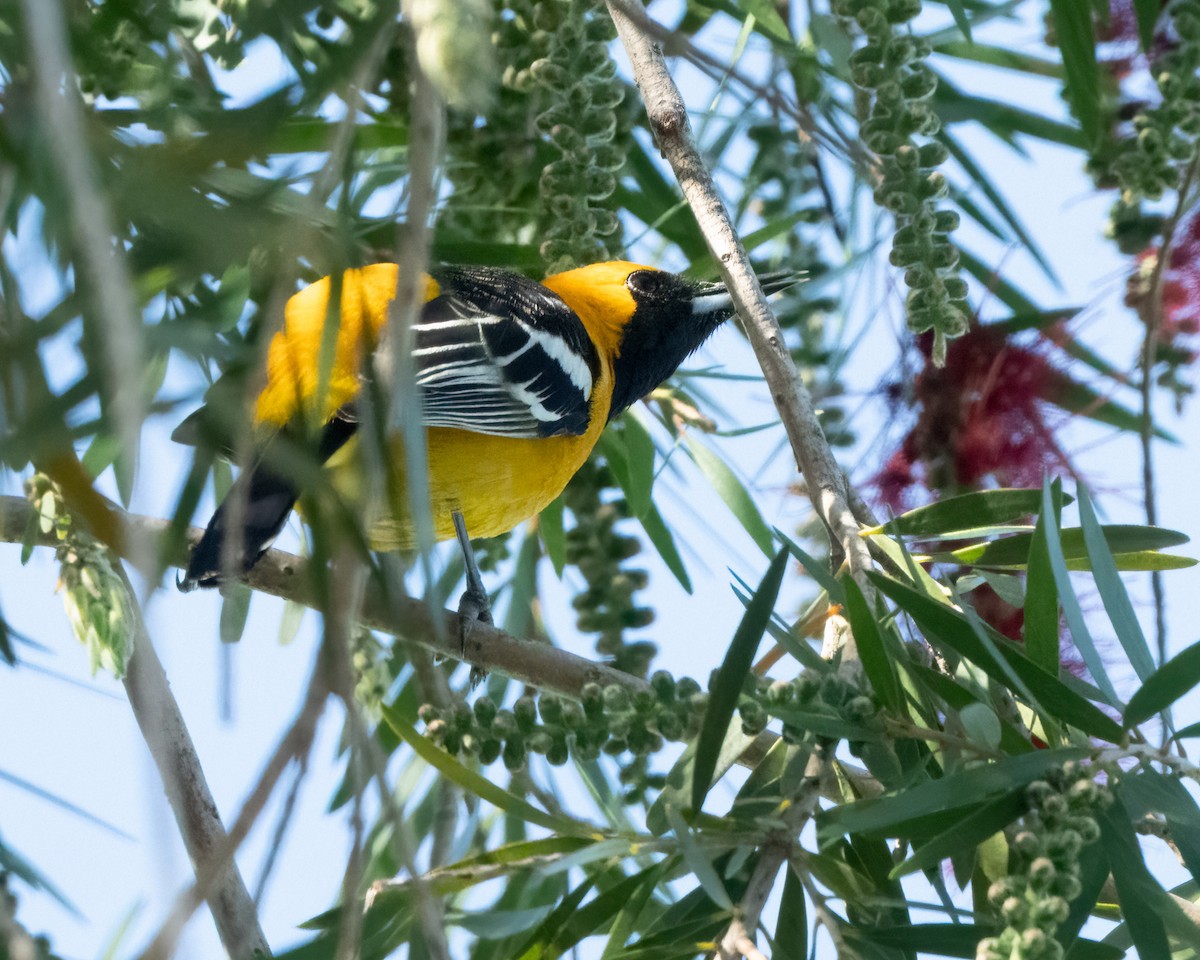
[842,577,903,714]
[544,867,665,959]
[873,488,1058,538]
[1023,489,1061,674]
[1046,0,1101,147]
[513,876,595,960]
[380,705,587,836]
[818,747,1087,843]
[777,530,845,602]
[1077,487,1156,683]
[943,0,973,41]
[870,574,1123,743]
[946,524,1190,569]
[600,861,672,960]
[599,413,655,520]
[1039,480,1119,706]
[773,865,808,960]
[666,804,733,911]
[539,495,566,577]
[639,500,692,593]
[1124,637,1200,728]
[1044,371,1179,442]
[684,435,774,556]
[692,548,787,813]
[1098,796,1171,958]
[1119,772,1200,886]
[890,791,1026,879]
[1133,0,1160,50]
[219,582,251,645]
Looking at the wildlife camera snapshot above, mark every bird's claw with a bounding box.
[457,585,492,689]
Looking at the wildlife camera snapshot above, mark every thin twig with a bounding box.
[114,563,269,959]
[252,755,309,908]
[1136,153,1200,662]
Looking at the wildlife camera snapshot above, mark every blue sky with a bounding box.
[2,6,1199,959]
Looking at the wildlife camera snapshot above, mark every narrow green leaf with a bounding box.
[841,578,902,714]
[513,877,595,960]
[947,524,1190,568]
[599,415,655,520]
[873,488,1054,538]
[890,791,1026,878]
[1040,481,1119,706]
[546,867,662,959]
[1119,772,1200,885]
[773,864,808,960]
[1133,0,1160,50]
[684,435,774,556]
[934,41,1062,78]
[1045,371,1179,441]
[381,705,586,836]
[1047,0,1101,146]
[692,547,788,813]
[666,804,733,910]
[539,495,566,577]
[1077,487,1156,683]
[871,574,1123,742]
[942,0,973,41]
[600,861,672,960]
[1024,495,1061,673]
[1124,637,1200,728]
[818,748,1087,842]
[639,500,692,593]
[1098,796,1171,958]
[776,530,844,602]
[219,583,251,645]
[1175,720,1200,740]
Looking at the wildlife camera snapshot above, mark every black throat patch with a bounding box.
[608,270,730,420]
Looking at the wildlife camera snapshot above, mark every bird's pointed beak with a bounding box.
[690,271,802,317]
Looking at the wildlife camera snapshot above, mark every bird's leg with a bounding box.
[452,510,490,687]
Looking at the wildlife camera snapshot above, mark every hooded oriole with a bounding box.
[178,260,790,595]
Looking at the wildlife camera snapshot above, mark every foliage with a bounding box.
[0,0,1199,959]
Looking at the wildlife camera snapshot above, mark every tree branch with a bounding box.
[603,0,876,606]
[4,495,892,798]
[116,561,270,959]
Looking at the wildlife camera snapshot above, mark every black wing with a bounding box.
[414,267,599,438]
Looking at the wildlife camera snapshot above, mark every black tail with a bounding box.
[178,407,360,592]
[179,465,298,591]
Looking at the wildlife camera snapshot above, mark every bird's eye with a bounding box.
[625,270,665,300]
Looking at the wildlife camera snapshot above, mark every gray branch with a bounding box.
[604,0,876,602]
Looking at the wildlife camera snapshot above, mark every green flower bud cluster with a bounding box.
[528,0,626,273]
[562,458,656,678]
[419,671,707,798]
[759,669,882,751]
[1092,1,1200,251]
[1110,1,1200,201]
[24,474,136,679]
[351,626,392,721]
[976,763,1111,960]
[832,0,969,360]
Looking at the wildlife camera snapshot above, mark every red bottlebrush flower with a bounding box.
[874,325,1074,511]
[1158,208,1200,347]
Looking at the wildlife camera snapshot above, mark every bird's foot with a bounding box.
[457,584,492,689]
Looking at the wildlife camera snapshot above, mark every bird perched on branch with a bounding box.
[176,260,792,624]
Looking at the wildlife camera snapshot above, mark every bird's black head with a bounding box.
[608,269,741,420]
